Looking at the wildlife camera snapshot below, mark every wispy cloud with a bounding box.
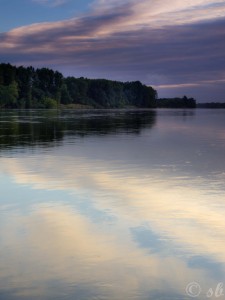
[92,0,225,29]
[1,0,225,100]
[156,79,225,90]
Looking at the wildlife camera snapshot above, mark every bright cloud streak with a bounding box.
[156,79,225,89]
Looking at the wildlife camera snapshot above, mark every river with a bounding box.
[0,109,225,300]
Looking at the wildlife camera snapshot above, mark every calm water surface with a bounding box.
[0,109,225,300]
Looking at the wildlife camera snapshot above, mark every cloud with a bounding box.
[0,203,210,299]
[1,114,225,296]
[2,137,225,264]
[1,0,225,100]
[1,136,225,297]
[156,79,225,89]
[91,0,225,28]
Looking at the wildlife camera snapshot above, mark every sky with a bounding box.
[0,0,225,102]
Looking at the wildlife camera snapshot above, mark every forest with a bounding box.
[0,63,157,109]
[197,102,225,108]
[0,63,196,109]
[157,97,196,108]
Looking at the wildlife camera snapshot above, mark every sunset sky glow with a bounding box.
[0,0,225,101]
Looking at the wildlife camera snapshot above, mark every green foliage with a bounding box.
[60,84,72,105]
[64,77,157,108]
[41,97,58,109]
[0,81,19,108]
[0,62,158,109]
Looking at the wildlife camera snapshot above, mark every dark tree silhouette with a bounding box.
[0,63,158,109]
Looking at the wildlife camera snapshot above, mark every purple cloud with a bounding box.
[0,0,225,101]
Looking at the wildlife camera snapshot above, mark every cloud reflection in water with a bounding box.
[0,109,225,299]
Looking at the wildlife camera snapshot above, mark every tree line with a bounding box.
[197,102,225,108]
[157,96,196,108]
[0,63,157,109]
[0,63,196,109]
